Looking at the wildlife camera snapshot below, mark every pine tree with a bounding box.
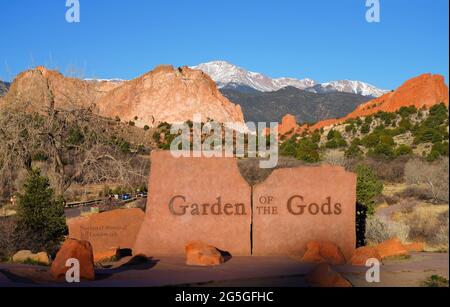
[15,169,67,255]
[356,165,383,215]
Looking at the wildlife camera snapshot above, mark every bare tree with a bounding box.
[0,82,148,198]
[405,158,449,203]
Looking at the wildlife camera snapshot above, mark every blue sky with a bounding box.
[0,0,448,90]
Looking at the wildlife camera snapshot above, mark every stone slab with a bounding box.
[68,208,145,260]
[133,151,252,256]
[252,165,356,260]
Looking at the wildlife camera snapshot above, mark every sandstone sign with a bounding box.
[68,208,145,261]
[133,151,252,256]
[252,166,356,260]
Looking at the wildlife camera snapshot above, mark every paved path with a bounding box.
[0,253,448,287]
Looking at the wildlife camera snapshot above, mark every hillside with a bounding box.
[221,86,370,124]
[307,74,449,132]
[279,103,449,166]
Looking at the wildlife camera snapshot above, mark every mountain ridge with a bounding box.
[192,60,387,97]
[221,86,371,124]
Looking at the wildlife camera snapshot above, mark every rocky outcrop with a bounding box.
[375,238,409,260]
[97,65,244,127]
[0,67,118,113]
[300,241,346,265]
[1,65,245,128]
[349,246,382,266]
[308,73,449,131]
[278,114,298,136]
[50,238,95,281]
[185,241,225,266]
[12,250,50,265]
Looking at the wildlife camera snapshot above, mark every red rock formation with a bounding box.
[50,238,95,281]
[375,238,409,260]
[278,114,298,136]
[185,241,225,266]
[0,65,245,127]
[301,241,346,265]
[349,246,382,266]
[308,74,449,131]
[0,66,120,113]
[97,65,244,127]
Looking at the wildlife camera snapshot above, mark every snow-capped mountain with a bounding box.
[192,61,387,97]
[191,61,316,92]
[306,80,387,98]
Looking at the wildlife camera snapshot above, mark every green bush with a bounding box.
[296,138,320,163]
[395,144,413,157]
[356,165,384,215]
[325,130,347,149]
[369,143,395,159]
[345,142,363,159]
[325,138,347,149]
[375,111,397,126]
[119,140,131,153]
[67,126,85,146]
[413,127,444,144]
[279,138,298,157]
[422,275,449,288]
[397,106,417,118]
[364,116,373,125]
[398,118,413,131]
[360,123,371,134]
[15,169,67,255]
[345,124,354,133]
[432,141,449,156]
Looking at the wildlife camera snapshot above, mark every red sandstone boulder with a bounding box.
[301,241,346,265]
[375,238,409,259]
[349,246,382,266]
[305,264,352,287]
[404,242,425,252]
[301,241,325,263]
[185,241,225,266]
[50,239,95,281]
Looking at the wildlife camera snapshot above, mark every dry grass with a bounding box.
[391,204,449,251]
[383,183,409,197]
[365,215,411,245]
